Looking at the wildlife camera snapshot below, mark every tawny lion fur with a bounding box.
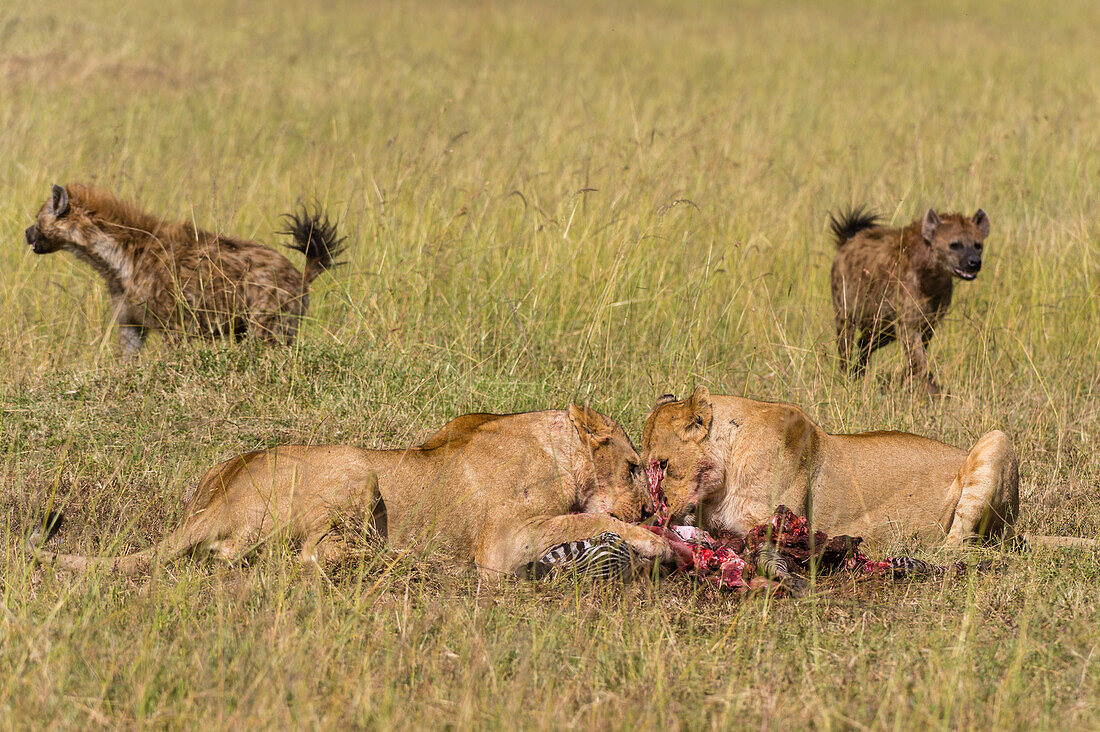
[829,206,990,394]
[28,406,673,579]
[642,387,1095,549]
[24,183,346,354]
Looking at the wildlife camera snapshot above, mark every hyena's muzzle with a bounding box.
[949,243,982,280]
[25,225,59,254]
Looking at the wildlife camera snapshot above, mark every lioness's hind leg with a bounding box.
[298,471,382,568]
[208,530,263,565]
[299,532,352,568]
[209,537,246,564]
[945,430,1020,546]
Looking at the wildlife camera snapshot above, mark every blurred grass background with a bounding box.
[1,0,1098,727]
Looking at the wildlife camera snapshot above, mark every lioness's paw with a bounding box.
[632,533,675,561]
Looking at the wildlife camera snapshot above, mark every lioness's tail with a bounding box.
[281,207,348,285]
[828,205,880,247]
[1021,533,1099,550]
[26,511,197,576]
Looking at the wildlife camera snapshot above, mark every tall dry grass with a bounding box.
[1,0,1098,727]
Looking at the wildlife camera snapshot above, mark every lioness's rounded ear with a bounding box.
[682,386,713,441]
[972,208,990,238]
[568,403,612,444]
[921,208,940,243]
[50,184,70,217]
[654,393,678,408]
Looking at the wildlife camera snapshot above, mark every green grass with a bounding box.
[2,0,1099,727]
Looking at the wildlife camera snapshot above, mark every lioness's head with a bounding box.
[567,404,650,523]
[640,386,723,525]
[921,208,990,281]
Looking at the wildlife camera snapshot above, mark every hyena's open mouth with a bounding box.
[25,226,54,254]
[951,265,979,280]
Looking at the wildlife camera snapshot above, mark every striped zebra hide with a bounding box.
[521,531,639,582]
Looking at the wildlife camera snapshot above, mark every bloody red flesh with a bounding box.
[642,461,952,591]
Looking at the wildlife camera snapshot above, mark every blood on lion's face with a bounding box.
[640,387,720,525]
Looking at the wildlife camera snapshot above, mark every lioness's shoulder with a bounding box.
[718,396,822,450]
[418,413,508,450]
[721,396,814,425]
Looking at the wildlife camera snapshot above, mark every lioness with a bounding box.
[29,406,673,578]
[641,387,1021,547]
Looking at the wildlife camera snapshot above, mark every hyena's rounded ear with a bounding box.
[972,209,990,238]
[654,393,678,408]
[568,403,613,445]
[921,208,941,243]
[50,184,70,217]
[681,386,713,442]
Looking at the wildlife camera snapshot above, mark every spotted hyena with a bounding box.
[25,183,346,355]
[829,206,989,395]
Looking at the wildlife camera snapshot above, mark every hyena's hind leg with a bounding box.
[944,430,1020,546]
[250,307,302,347]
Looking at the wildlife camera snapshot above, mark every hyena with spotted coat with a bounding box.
[25,184,346,355]
[829,206,989,395]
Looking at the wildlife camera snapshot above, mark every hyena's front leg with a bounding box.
[835,316,857,375]
[898,323,938,395]
[480,514,674,579]
[119,326,146,356]
[944,430,1019,545]
[111,296,146,356]
[855,323,896,378]
[919,326,943,395]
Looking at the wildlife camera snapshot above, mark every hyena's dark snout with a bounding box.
[952,251,982,279]
[25,225,53,254]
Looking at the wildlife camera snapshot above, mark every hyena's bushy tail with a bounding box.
[281,207,348,285]
[26,510,197,576]
[828,205,880,247]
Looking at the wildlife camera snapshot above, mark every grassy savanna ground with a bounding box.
[2,0,1099,727]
